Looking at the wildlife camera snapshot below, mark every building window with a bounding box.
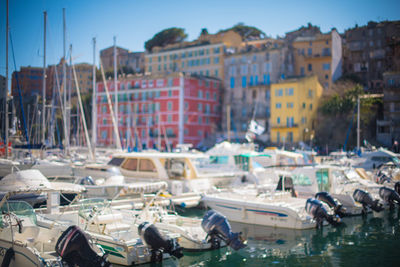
[206,92,210,100]
[167,101,172,111]
[307,48,312,56]
[265,90,270,100]
[323,63,330,70]
[198,116,202,124]
[308,89,313,98]
[308,64,312,71]
[276,102,281,109]
[277,132,280,143]
[309,103,313,110]
[325,74,329,80]
[287,102,293,108]
[214,70,219,77]
[213,92,217,100]
[242,76,247,88]
[302,102,306,109]
[167,114,172,123]
[300,67,305,75]
[198,90,203,98]
[198,103,202,112]
[277,117,280,124]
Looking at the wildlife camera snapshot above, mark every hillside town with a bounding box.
[2,21,400,154]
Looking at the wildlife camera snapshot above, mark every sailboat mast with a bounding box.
[62,8,69,154]
[4,0,9,158]
[92,37,96,157]
[42,11,47,146]
[113,36,118,148]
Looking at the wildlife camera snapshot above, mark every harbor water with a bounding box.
[134,208,400,267]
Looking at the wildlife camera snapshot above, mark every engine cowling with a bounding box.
[379,186,400,208]
[394,182,400,195]
[353,189,383,213]
[315,192,347,218]
[138,222,183,262]
[201,210,246,250]
[55,225,109,267]
[305,198,341,228]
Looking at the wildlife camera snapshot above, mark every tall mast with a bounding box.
[42,11,47,145]
[92,37,96,157]
[62,8,69,154]
[113,36,118,148]
[4,0,9,158]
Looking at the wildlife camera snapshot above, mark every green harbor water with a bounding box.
[139,208,400,267]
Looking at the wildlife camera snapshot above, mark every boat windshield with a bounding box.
[106,167,122,176]
[108,157,125,167]
[0,201,37,226]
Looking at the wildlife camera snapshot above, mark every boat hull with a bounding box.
[202,195,316,230]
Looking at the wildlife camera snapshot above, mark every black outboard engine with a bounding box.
[315,192,347,218]
[353,189,384,214]
[305,198,341,229]
[394,182,400,195]
[55,225,110,267]
[201,210,246,250]
[138,222,183,262]
[379,186,400,209]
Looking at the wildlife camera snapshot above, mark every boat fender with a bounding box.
[1,248,15,267]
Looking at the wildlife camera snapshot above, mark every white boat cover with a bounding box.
[0,169,84,194]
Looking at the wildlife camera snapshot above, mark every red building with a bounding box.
[96,73,221,149]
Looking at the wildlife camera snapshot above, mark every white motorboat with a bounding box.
[0,199,109,267]
[0,169,84,208]
[202,188,317,229]
[37,198,184,266]
[73,151,243,207]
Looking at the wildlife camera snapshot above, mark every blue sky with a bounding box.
[1,0,399,84]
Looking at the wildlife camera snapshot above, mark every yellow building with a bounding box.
[292,29,342,89]
[270,75,323,144]
[144,30,242,80]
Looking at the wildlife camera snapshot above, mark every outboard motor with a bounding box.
[201,210,246,250]
[315,192,347,218]
[305,198,341,229]
[379,186,400,209]
[376,172,391,184]
[138,222,183,262]
[394,182,400,195]
[55,225,109,267]
[353,189,384,214]
[79,176,95,185]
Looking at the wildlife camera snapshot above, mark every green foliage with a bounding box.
[219,23,265,39]
[320,85,364,115]
[144,27,187,52]
[315,83,383,149]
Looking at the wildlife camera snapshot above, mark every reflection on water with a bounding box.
[178,209,400,267]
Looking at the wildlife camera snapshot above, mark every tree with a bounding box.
[219,23,265,39]
[144,27,187,52]
[315,82,382,150]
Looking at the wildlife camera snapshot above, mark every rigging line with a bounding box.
[9,31,30,149]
